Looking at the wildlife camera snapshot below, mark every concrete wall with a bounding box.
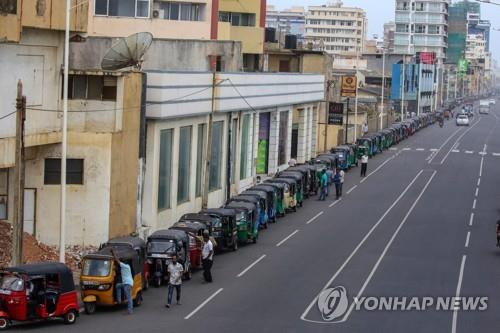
[69,37,243,72]
[21,0,88,32]
[108,72,143,239]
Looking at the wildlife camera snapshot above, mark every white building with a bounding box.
[305,1,367,56]
[465,34,486,60]
[266,5,306,45]
[142,71,324,232]
[394,0,450,61]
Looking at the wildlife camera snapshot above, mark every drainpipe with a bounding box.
[202,71,217,209]
[226,113,232,202]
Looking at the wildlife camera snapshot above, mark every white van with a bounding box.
[479,100,490,114]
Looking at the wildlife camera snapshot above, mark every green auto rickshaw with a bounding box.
[252,184,282,219]
[225,201,259,244]
[260,182,286,217]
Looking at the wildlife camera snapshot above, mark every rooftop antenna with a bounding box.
[101,32,153,71]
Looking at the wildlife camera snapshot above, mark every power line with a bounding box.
[226,78,258,112]
[0,111,16,121]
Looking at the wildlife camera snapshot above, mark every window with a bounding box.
[44,159,84,185]
[65,75,117,101]
[0,0,16,14]
[240,115,250,180]
[195,124,206,197]
[278,111,289,166]
[158,129,173,210]
[177,126,192,203]
[95,0,150,18]
[157,2,201,21]
[209,121,224,191]
[218,11,255,26]
[0,170,8,220]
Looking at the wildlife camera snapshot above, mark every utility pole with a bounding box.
[324,80,334,153]
[202,71,217,209]
[380,49,386,130]
[345,98,350,144]
[401,56,406,121]
[12,80,26,266]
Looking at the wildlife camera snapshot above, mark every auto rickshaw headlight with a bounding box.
[97,284,111,291]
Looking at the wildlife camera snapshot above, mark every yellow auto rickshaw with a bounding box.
[265,178,297,212]
[80,246,143,314]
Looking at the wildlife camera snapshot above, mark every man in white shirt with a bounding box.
[202,231,214,283]
[166,255,183,308]
[360,153,368,177]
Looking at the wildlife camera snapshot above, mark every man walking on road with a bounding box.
[325,167,334,197]
[360,153,368,177]
[166,255,183,308]
[111,249,134,315]
[202,231,214,283]
[318,169,328,201]
[333,169,344,200]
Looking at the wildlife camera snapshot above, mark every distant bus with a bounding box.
[479,100,490,114]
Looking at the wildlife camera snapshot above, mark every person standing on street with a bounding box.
[360,153,368,177]
[325,167,334,197]
[338,168,345,197]
[166,255,183,308]
[111,249,134,315]
[318,169,328,201]
[333,170,341,200]
[202,231,214,283]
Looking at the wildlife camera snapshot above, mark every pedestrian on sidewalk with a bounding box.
[360,153,368,177]
[111,249,134,315]
[325,167,334,197]
[166,255,183,308]
[318,169,328,201]
[202,231,214,283]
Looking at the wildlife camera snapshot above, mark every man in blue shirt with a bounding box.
[112,249,134,314]
[318,169,328,201]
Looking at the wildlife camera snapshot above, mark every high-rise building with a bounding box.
[394,0,450,62]
[383,21,396,53]
[304,1,367,56]
[447,0,480,64]
[266,5,306,45]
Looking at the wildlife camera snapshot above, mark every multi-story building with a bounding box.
[304,1,367,56]
[266,5,306,46]
[217,0,266,71]
[394,0,450,61]
[447,0,480,64]
[383,21,396,53]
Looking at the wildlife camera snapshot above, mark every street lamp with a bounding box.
[380,48,386,130]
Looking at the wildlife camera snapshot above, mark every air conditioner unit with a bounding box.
[153,10,160,18]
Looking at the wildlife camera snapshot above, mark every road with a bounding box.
[15,104,500,333]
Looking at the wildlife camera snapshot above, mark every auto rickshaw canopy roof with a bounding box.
[91,246,143,275]
[5,262,75,293]
[180,213,220,225]
[148,229,189,246]
[225,200,257,213]
[200,208,237,219]
[171,221,208,235]
[104,236,146,249]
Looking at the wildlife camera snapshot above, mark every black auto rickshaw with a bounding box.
[288,165,314,197]
[179,213,219,235]
[80,246,144,314]
[200,208,239,251]
[225,201,259,244]
[259,181,286,217]
[275,171,304,207]
[316,154,339,170]
[101,236,149,290]
[230,195,267,229]
[146,229,191,287]
[243,189,276,223]
[265,178,297,212]
[0,263,79,329]
[252,184,283,218]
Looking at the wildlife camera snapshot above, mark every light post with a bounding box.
[380,48,386,130]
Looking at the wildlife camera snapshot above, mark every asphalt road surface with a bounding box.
[14,103,500,333]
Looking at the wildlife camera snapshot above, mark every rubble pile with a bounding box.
[0,220,95,271]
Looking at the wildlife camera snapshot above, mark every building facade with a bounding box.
[384,21,396,53]
[265,5,306,46]
[394,0,450,61]
[305,1,367,56]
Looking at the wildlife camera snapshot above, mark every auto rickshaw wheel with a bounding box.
[64,310,77,325]
[84,301,96,315]
[133,291,143,307]
[232,239,238,251]
[0,317,9,330]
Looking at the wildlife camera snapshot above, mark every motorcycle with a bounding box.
[439,120,444,128]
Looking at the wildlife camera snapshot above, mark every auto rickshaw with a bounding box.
[243,189,276,223]
[200,208,239,251]
[101,236,150,290]
[230,195,266,229]
[170,221,207,269]
[276,171,304,207]
[179,213,217,235]
[225,201,259,244]
[288,165,316,197]
[265,178,297,212]
[330,146,352,170]
[80,246,143,314]
[357,137,374,157]
[0,263,79,329]
[259,181,286,217]
[252,184,281,218]
[316,154,338,170]
[146,229,191,287]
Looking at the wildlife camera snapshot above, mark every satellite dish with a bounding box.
[101,32,153,71]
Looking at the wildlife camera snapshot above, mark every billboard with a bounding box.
[341,75,357,97]
[328,102,344,125]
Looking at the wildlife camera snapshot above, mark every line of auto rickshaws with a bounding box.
[0,113,438,330]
